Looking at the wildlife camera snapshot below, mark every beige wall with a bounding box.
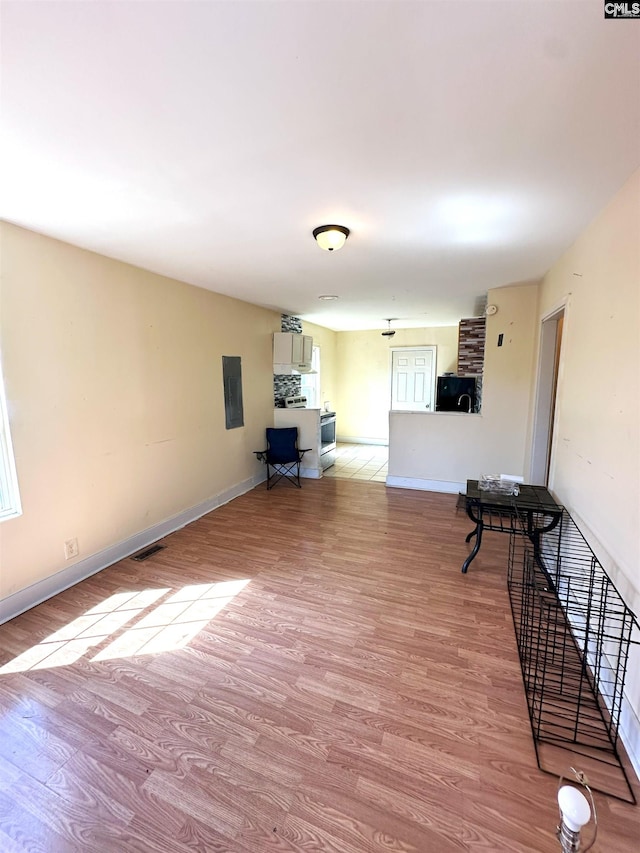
[529,168,640,773]
[335,326,459,442]
[535,169,640,615]
[301,320,337,409]
[482,282,540,454]
[389,284,539,485]
[0,222,279,601]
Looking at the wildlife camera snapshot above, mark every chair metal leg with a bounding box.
[266,460,302,489]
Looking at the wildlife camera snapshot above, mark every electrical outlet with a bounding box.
[64,538,79,560]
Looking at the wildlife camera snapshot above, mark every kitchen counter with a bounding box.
[387,410,517,495]
[273,408,322,478]
[394,410,481,416]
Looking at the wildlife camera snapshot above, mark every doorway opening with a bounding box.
[530,306,565,486]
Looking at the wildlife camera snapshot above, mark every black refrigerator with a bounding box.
[436,376,477,412]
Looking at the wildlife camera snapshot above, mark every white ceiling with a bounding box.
[1,1,639,331]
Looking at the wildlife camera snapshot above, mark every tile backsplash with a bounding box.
[458,317,486,376]
[281,314,302,334]
[274,373,301,404]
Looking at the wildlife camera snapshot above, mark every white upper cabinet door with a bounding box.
[273,333,292,364]
[302,335,313,365]
[391,347,436,411]
[291,333,304,364]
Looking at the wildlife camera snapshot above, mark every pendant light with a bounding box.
[381,319,396,338]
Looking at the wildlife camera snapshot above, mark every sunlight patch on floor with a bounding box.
[0,579,250,673]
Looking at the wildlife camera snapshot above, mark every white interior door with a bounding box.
[391,348,436,411]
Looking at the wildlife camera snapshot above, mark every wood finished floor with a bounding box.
[0,479,638,852]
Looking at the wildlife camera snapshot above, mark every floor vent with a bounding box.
[131,544,165,562]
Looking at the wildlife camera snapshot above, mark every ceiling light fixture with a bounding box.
[313,224,350,252]
[318,294,339,301]
[381,319,396,338]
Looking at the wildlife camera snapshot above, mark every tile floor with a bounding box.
[323,442,388,482]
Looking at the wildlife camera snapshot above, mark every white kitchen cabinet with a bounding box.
[273,333,313,373]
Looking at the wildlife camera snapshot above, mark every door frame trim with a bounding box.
[529,297,569,486]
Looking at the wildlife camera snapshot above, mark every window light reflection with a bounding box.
[0,579,250,673]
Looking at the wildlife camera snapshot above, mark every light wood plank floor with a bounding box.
[0,479,638,851]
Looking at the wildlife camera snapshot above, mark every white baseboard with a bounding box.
[386,475,464,494]
[0,473,265,626]
[620,695,640,782]
[336,436,388,446]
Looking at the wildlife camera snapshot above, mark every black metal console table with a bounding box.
[462,479,562,573]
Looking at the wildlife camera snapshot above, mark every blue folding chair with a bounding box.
[254,427,310,489]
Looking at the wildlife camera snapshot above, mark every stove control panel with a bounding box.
[284,395,308,409]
